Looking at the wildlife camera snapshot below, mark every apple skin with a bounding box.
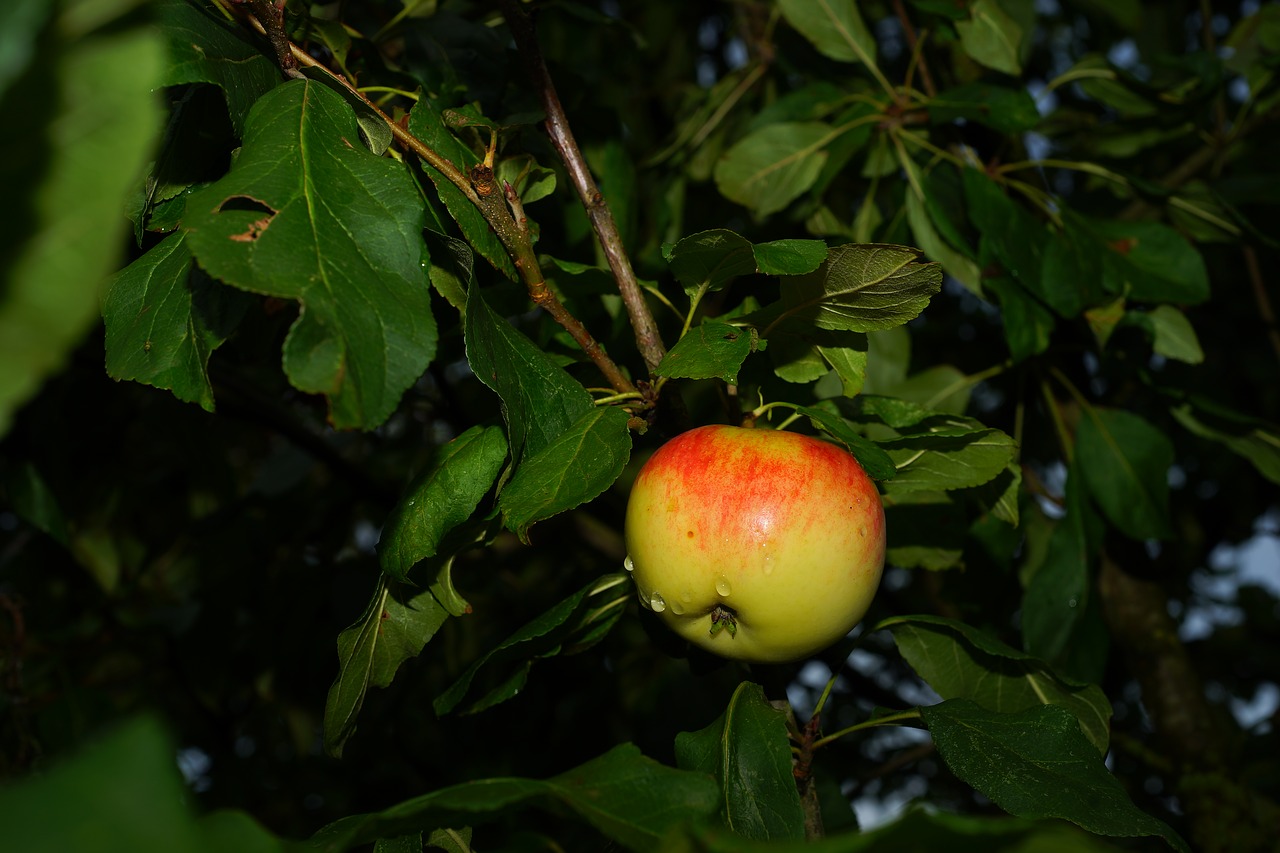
[624,424,885,663]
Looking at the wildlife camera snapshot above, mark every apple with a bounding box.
[624,424,885,663]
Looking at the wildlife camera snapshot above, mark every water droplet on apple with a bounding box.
[623,555,634,572]
[670,599,685,615]
[649,591,667,612]
[858,526,867,538]
[715,576,731,596]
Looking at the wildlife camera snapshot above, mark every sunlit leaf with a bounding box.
[156,0,279,138]
[464,285,592,465]
[184,80,437,430]
[102,233,251,411]
[380,426,509,583]
[499,406,632,542]
[675,682,805,841]
[665,229,757,295]
[922,700,1188,852]
[764,244,942,334]
[656,321,756,384]
[880,614,1112,753]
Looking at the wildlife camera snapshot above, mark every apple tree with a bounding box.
[2,0,1279,851]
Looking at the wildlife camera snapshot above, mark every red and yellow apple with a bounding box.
[624,424,885,663]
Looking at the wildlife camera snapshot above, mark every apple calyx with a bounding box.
[709,605,738,639]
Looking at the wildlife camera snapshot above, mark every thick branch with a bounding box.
[1098,552,1280,852]
[500,0,668,378]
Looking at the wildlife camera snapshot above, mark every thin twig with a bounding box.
[1243,245,1280,366]
[500,0,667,378]
[218,1,639,397]
[892,0,936,98]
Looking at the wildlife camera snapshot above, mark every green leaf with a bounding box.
[1086,219,1211,304]
[880,614,1112,754]
[3,462,69,546]
[985,277,1054,362]
[880,423,1017,492]
[713,123,832,216]
[301,66,394,156]
[922,700,1189,852]
[499,406,632,542]
[765,244,943,333]
[379,426,509,583]
[768,333,828,384]
[1076,407,1173,540]
[324,576,450,758]
[0,715,281,853]
[102,233,251,412]
[1040,213,1106,318]
[929,83,1040,133]
[1170,403,1280,485]
[496,153,557,204]
[674,682,805,841]
[656,321,756,384]
[1072,55,1158,117]
[963,169,1047,300]
[752,239,828,276]
[970,462,1021,526]
[407,98,518,281]
[423,230,473,313]
[310,742,720,853]
[464,286,592,465]
[184,79,437,431]
[665,804,1137,850]
[905,191,982,296]
[817,335,870,398]
[425,827,472,853]
[156,0,280,138]
[1,1,165,437]
[956,0,1024,75]
[884,492,967,571]
[777,0,876,65]
[1124,305,1205,364]
[433,574,631,716]
[799,406,897,480]
[1021,461,1099,663]
[666,229,758,296]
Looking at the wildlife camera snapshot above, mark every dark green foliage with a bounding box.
[3,0,1279,851]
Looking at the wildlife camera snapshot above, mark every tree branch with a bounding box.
[1098,551,1280,852]
[218,0,639,398]
[499,0,668,379]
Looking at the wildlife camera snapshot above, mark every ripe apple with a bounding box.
[624,424,885,663]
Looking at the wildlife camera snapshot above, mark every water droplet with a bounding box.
[623,555,634,573]
[649,591,667,613]
[670,600,685,615]
[681,591,693,603]
[715,576,731,597]
[858,526,867,538]
[1068,598,1078,608]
